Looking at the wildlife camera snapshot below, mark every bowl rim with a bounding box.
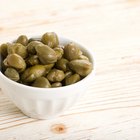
[0,36,95,92]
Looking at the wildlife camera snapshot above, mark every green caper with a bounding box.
[32,77,51,88]
[44,63,54,74]
[51,82,62,88]
[16,35,28,46]
[0,57,6,72]
[21,65,47,83]
[35,44,57,64]
[65,74,81,85]
[26,55,39,66]
[4,68,20,81]
[65,71,73,79]
[56,58,69,72]
[78,55,89,60]
[64,42,82,61]
[54,47,64,60]
[7,43,27,58]
[28,37,41,43]
[27,41,43,54]
[41,32,59,48]
[47,69,65,82]
[3,54,26,72]
[69,59,92,77]
[0,43,9,58]
[0,55,2,70]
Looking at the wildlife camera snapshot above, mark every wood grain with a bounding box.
[0,0,140,140]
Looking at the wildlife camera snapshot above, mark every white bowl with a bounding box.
[0,37,95,119]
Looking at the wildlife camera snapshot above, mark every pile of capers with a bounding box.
[0,32,93,88]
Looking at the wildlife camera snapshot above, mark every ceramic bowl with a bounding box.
[0,36,95,119]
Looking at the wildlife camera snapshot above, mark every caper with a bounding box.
[54,47,64,60]
[32,77,51,88]
[69,59,92,77]
[78,55,89,60]
[51,82,62,88]
[7,43,27,58]
[4,68,20,81]
[16,35,28,46]
[56,58,69,72]
[35,44,57,64]
[64,42,82,61]
[65,74,81,85]
[41,32,59,48]
[3,54,26,72]
[47,69,65,82]
[0,57,6,72]
[27,41,43,54]
[0,55,2,70]
[26,55,39,66]
[28,37,41,43]
[65,71,73,79]
[44,63,54,74]
[0,43,9,58]
[21,65,47,83]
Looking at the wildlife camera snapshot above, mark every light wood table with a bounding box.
[0,0,140,139]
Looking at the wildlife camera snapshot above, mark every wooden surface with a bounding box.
[0,0,140,139]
